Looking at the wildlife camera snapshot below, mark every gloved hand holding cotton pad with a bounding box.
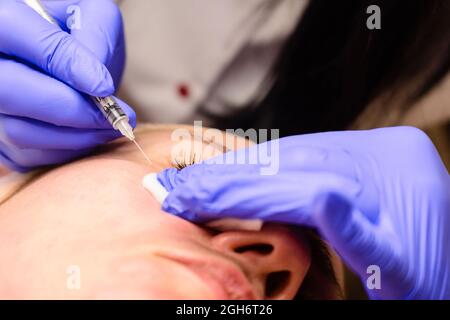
[142,173,263,231]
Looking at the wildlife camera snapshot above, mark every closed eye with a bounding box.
[172,136,229,170]
[173,153,197,170]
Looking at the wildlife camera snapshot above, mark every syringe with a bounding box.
[24,0,152,164]
[92,96,135,141]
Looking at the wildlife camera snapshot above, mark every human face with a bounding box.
[0,125,313,299]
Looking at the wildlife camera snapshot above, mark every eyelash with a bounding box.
[174,152,197,170]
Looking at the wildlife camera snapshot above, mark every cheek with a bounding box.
[96,256,219,299]
[129,206,212,247]
[127,183,211,242]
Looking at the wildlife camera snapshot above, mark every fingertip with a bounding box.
[65,44,115,96]
[99,65,116,96]
[84,63,115,97]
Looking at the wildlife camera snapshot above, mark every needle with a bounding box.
[133,139,153,165]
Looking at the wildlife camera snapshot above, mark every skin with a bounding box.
[0,125,312,299]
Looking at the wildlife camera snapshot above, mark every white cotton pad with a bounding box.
[142,173,263,232]
[142,173,169,204]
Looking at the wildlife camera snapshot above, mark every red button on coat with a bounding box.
[177,83,190,99]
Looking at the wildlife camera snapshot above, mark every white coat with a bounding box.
[117,0,450,130]
[117,0,308,126]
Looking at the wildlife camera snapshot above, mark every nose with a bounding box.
[211,224,311,299]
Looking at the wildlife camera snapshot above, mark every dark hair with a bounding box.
[294,229,343,300]
[223,0,450,137]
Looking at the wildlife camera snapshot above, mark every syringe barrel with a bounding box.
[92,96,129,130]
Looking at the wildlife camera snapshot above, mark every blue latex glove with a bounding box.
[0,0,135,172]
[157,127,450,299]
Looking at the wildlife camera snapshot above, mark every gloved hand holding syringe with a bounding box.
[0,0,144,171]
[24,0,152,164]
[25,0,133,141]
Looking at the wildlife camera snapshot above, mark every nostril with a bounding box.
[265,271,291,298]
[234,244,274,255]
